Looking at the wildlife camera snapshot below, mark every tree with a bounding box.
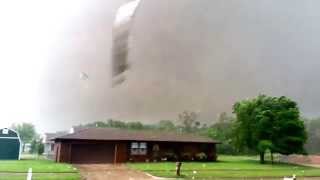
[38,142,44,155]
[178,111,199,132]
[106,119,126,128]
[157,120,176,131]
[82,119,149,130]
[206,112,237,154]
[233,95,307,164]
[30,139,38,154]
[30,136,44,156]
[11,123,37,151]
[127,121,144,130]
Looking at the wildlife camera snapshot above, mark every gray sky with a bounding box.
[1,0,320,133]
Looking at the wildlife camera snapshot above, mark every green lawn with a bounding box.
[0,173,80,180]
[0,158,80,180]
[128,155,320,179]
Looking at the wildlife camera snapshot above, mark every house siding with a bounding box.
[56,142,72,163]
[114,142,128,163]
[55,140,218,164]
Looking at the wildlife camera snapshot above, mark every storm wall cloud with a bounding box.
[10,0,320,132]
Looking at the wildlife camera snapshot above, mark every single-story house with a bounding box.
[0,128,21,160]
[43,127,85,159]
[53,128,219,164]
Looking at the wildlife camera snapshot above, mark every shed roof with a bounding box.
[54,128,218,144]
[0,128,19,138]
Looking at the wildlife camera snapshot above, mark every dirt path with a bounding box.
[75,164,154,180]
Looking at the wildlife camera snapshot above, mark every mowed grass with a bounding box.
[0,159,77,173]
[0,173,80,180]
[0,156,80,180]
[127,155,320,179]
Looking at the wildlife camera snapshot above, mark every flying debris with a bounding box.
[111,0,141,87]
[79,72,89,80]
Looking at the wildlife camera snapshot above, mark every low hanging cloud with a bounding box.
[30,0,320,132]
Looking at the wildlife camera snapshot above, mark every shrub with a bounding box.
[181,152,193,161]
[163,152,178,161]
[217,143,238,155]
[195,152,207,161]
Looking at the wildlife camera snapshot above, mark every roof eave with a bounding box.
[53,138,219,144]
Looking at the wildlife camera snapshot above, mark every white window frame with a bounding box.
[130,142,147,155]
[139,142,147,155]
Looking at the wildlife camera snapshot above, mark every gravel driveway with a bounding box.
[75,164,154,180]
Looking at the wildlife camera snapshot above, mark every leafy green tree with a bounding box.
[127,121,144,130]
[30,139,38,154]
[178,111,199,132]
[82,119,148,130]
[38,142,45,155]
[233,95,307,163]
[94,121,108,127]
[11,123,36,151]
[106,119,126,128]
[82,119,126,129]
[157,120,176,131]
[206,112,237,154]
[30,137,44,156]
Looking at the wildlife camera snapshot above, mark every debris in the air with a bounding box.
[111,0,141,86]
[79,72,89,80]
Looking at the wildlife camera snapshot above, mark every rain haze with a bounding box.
[1,0,320,133]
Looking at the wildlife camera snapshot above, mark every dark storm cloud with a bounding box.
[38,0,320,132]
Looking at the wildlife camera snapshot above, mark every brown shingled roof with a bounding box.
[54,128,218,144]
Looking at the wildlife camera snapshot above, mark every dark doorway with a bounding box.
[71,143,115,164]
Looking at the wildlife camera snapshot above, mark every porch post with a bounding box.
[114,143,118,164]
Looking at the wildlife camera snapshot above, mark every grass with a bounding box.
[0,159,78,173]
[127,155,320,179]
[0,155,80,180]
[0,173,81,180]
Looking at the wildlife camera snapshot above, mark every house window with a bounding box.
[139,142,147,155]
[2,129,8,134]
[131,142,147,155]
[50,144,55,151]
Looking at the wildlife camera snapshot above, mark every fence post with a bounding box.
[27,168,32,180]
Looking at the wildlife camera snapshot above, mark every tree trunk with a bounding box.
[271,151,274,164]
[259,152,265,164]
